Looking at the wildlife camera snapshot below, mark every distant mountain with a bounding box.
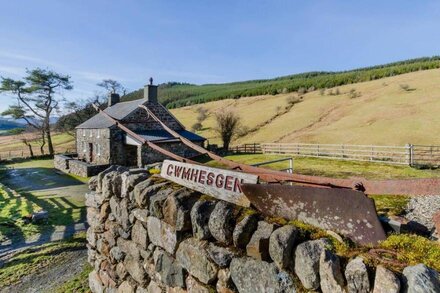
[0,118,24,130]
[0,116,59,127]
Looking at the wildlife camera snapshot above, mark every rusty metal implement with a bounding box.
[241,183,387,245]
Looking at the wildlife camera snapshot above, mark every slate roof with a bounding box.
[76,98,148,129]
[136,130,206,142]
[76,98,205,143]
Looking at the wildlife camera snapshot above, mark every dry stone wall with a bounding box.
[86,166,440,293]
[54,154,109,177]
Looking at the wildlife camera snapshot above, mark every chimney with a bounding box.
[108,93,120,107]
[144,77,158,103]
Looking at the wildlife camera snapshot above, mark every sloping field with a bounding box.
[0,133,75,157]
[171,69,440,146]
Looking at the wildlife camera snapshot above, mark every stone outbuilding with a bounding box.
[75,82,205,168]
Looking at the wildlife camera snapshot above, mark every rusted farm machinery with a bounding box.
[92,103,440,246]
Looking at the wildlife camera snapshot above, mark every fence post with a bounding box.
[370,146,373,161]
[406,143,414,166]
[410,144,414,166]
[341,144,344,158]
[289,157,293,173]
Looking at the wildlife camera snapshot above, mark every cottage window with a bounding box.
[97,129,101,138]
[97,144,101,156]
[82,130,85,137]
[83,141,87,153]
[89,130,93,137]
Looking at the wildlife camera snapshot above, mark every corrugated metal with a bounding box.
[136,130,206,142]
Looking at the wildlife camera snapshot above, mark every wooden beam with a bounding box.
[138,104,352,188]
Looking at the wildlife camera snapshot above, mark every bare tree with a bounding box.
[214,110,241,151]
[191,122,203,132]
[97,79,126,95]
[56,95,106,135]
[191,107,208,132]
[18,129,40,157]
[196,107,208,122]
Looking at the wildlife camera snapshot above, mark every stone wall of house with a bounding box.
[76,126,202,168]
[138,141,203,167]
[85,166,440,293]
[110,129,133,166]
[77,128,112,165]
[122,102,184,132]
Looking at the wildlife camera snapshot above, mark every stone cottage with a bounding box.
[75,82,205,168]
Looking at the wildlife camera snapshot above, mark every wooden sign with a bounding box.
[160,160,258,207]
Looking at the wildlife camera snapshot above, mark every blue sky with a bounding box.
[0,1,439,113]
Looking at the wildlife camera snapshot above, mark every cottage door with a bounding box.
[89,143,94,162]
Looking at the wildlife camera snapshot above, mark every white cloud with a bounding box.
[0,50,61,68]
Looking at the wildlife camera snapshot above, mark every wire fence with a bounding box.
[231,142,440,167]
[0,148,75,161]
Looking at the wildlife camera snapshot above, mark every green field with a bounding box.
[205,154,440,180]
[0,158,88,243]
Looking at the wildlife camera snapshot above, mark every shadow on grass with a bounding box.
[0,217,25,244]
[0,164,87,247]
[2,167,84,192]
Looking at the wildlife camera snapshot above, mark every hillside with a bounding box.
[170,68,440,146]
[123,57,440,108]
[3,61,440,157]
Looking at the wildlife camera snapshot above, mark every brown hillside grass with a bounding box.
[171,69,440,146]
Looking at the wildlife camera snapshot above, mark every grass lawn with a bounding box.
[204,154,440,180]
[0,232,87,289]
[369,194,410,217]
[54,262,92,293]
[0,158,89,243]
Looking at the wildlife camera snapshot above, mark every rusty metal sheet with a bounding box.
[241,184,386,246]
[276,173,440,196]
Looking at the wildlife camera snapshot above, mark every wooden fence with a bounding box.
[229,143,262,154]
[411,145,440,166]
[231,143,440,167]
